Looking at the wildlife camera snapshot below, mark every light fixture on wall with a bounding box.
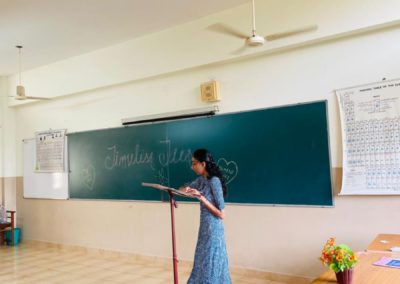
[12,45,50,101]
[121,106,219,125]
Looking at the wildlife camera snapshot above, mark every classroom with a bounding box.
[1,0,400,283]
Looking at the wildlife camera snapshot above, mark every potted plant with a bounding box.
[320,237,358,284]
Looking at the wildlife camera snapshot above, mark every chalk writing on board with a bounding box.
[102,141,237,187]
[155,167,170,185]
[104,145,154,170]
[81,165,96,190]
[104,142,192,172]
[158,139,192,167]
[217,158,238,184]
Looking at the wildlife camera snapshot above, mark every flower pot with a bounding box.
[335,268,353,284]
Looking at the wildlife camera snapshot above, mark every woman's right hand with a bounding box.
[183,187,202,199]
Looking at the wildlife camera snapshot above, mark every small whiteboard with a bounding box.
[23,138,69,199]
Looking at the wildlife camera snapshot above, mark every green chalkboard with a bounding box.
[68,101,333,206]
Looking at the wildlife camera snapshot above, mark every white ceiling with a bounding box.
[0,0,249,76]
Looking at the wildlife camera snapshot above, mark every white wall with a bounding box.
[0,77,6,177]
[1,77,17,177]
[0,77,4,205]
[0,77,17,210]
[5,0,400,278]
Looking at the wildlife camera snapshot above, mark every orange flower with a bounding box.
[327,237,336,246]
[349,254,357,262]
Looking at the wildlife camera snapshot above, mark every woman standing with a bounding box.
[182,149,231,284]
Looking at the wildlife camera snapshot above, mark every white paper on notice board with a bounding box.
[23,138,69,199]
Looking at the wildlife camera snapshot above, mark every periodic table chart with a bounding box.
[337,79,400,194]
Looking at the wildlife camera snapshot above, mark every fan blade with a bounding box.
[265,25,318,41]
[231,44,248,55]
[207,23,248,40]
[25,96,51,100]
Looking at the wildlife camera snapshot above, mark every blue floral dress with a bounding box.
[187,176,231,284]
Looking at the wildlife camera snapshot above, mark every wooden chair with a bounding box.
[0,210,15,246]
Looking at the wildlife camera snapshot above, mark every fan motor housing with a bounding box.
[247,35,265,46]
[16,85,25,96]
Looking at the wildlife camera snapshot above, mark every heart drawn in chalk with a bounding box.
[217,158,238,184]
[81,165,96,190]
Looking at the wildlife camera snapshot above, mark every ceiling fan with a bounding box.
[207,0,318,54]
[11,45,50,101]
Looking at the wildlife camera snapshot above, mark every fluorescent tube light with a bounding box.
[121,106,219,125]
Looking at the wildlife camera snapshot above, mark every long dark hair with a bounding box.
[193,149,228,197]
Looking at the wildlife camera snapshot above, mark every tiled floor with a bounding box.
[0,242,290,284]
